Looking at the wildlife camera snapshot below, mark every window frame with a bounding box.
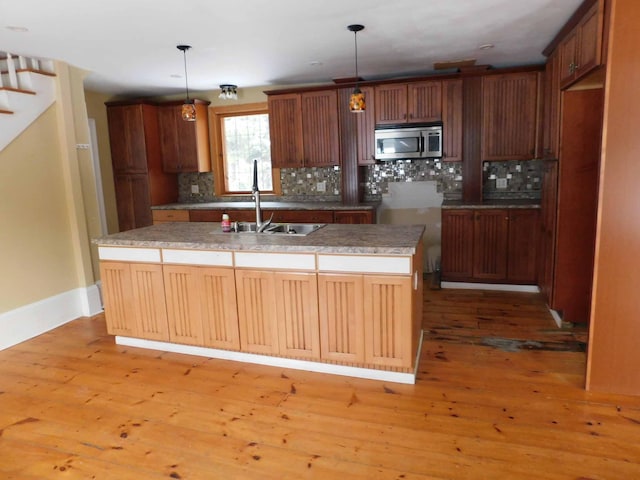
[210,102,281,197]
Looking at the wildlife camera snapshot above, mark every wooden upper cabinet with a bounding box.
[559,1,604,88]
[107,104,150,174]
[375,81,442,125]
[541,50,561,159]
[157,101,211,173]
[268,93,304,168]
[442,79,463,161]
[356,86,376,165]
[301,90,340,167]
[268,90,339,168]
[481,72,540,161]
[408,81,442,123]
[374,84,408,124]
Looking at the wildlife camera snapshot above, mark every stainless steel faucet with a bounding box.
[251,159,272,232]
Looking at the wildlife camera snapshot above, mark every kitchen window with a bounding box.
[211,102,281,196]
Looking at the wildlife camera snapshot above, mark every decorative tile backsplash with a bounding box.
[482,159,543,200]
[177,159,543,203]
[363,159,463,202]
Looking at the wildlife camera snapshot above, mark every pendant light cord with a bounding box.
[354,30,359,87]
[182,48,190,101]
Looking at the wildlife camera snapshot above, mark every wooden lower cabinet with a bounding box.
[235,269,320,358]
[274,272,320,358]
[100,261,169,340]
[363,275,413,368]
[318,274,365,363]
[318,273,413,368]
[333,210,374,224]
[152,209,190,224]
[163,265,239,349]
[235,270,279,355]
[441,208,539,284]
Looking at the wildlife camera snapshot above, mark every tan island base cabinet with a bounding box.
[318,273,413,368]
[99,261,169,341]
[163,265,239,349]
[98,239,422,381]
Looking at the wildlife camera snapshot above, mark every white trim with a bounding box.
[97,246,161,263]
[162,249,233,266]
[0,284,103,351]
[115,333,424,385]
[234,252,316,270]
[549,308,563,328]
[441,281,540,293]
[318,255,411,274]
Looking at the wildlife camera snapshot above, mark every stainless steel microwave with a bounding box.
[374,124,443,160]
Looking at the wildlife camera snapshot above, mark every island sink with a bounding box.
[231,222,326,236]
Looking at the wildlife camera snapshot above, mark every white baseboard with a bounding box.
[548,308,563,328]
[0,284,103,351]
[116,331,424,385]
[441,281,540,293]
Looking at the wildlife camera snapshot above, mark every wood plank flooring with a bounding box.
[1,282,639,479]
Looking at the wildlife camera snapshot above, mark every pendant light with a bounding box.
[177,45,196,122]
[348,24,365,113]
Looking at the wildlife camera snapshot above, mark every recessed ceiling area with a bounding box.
[0,0,582,97]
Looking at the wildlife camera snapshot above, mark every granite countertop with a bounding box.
[442,199,541,209]
[94,222,424,255]
[153,201,378,211]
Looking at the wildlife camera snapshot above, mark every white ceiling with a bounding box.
[0,0,582,97]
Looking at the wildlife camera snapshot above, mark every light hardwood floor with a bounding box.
[1,283,639,479]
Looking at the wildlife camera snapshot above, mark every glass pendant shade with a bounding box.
[349,88,366,113]
[177,45,196,122]
[182,100,196,121]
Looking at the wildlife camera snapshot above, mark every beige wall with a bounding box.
[0,62,102,315]
[0,106,79,312]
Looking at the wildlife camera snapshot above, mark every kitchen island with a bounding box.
[95,222,425,384]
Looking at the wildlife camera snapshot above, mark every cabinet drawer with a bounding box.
[235,252,316,271]
[152,209,190,223]
[190,209,256,222]
[264,209,334,223]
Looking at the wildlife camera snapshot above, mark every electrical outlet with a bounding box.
[191,184,199,194]
[496,178,508,189]
[316,181,326,192]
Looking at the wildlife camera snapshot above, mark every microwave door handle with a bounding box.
[420,135,425,153]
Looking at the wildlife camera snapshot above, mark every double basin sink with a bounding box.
[231,222,326,236]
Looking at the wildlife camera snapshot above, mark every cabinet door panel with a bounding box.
[301,90,340,166]
[100,262,136,337]
[199,267,240,350]
[107,105,148,174]
[235,270,279,354]
[318,273,365,363]
[114,174,152,232]
[375,84,408,124]
[275,272,320,359]
[473,210,508,280]
[441,210,474,280]
[130,263,169,341]
[163,265,204,345]
[363,275,412,368]
[268,94,303,168]
[576,2,603,78]
[507,209,539,284]
[409,81,442,123]
[559,30,578,86]
[442,79,463,161]
[481,73,539,161]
